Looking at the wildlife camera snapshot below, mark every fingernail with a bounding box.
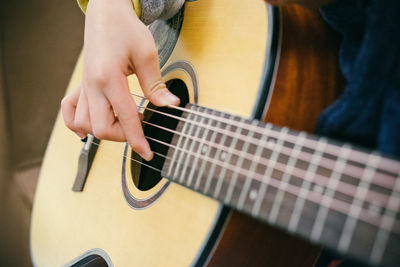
[140,151,154,162]
[76,132,86,138]
[138,112,144,121]
[164,92,180,106]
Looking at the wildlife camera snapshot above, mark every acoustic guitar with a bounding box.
[30,1,400,266]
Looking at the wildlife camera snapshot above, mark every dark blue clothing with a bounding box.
[316,2,400,266]
[316,0,400,158]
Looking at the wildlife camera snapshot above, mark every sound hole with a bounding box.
[70,254,109,267]
[130,79,189,191]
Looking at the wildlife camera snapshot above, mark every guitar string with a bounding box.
[138,106,395,204]
[144,135,400,222]
[130,97,397,200]
[87,139,398,234]
[170,105,399,175]
[132,100,400,216]
[141,119,394,210]
[84,93,396,229]
[130,100,400,231]
[143,104,396,190]
[131,92,399,188]
[131,92,399,175]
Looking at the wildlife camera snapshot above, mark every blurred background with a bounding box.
[0,1,84,265]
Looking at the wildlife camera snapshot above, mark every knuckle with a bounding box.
[145,82,169,106]
[61,94,74,107]
[74,120,88,132]
[145,80,164,99]
[149,80,165,94]
[130,142,145,155]
[64,120,75,131]
[62,116,76,131]
[92,126,109,140]
[139,47,158,64]
[60,96,68,107]
[86,66,112,89]
[118,109,138,124]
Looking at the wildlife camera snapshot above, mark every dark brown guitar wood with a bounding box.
[208,5,344,266]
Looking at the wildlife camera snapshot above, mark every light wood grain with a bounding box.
[30,0,269,266]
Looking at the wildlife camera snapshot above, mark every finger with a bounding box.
[131,32,180,107]
[106,76,153,161]
[138,112,144,122]
[74,91,92,136]
[61,88,86,138]
[86,91,126,142]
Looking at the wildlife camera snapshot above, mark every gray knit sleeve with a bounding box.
[140,0,185,25]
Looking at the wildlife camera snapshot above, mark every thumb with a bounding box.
[132,32,180,107]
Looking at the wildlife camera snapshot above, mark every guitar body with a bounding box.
[31,1,343,266]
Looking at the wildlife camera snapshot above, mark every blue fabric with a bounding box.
[316,0,400,158]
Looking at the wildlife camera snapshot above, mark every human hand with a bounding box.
[61,0,179,161]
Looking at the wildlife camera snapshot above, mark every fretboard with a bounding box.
[161,104,400,267]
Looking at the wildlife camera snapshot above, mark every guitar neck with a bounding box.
[161,103,400,267]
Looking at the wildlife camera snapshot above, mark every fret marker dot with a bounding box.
[201,144,208,154]
[267,139,276,148]
[220,151,227,161]
[249,189,258,201]
[313,184,324,194]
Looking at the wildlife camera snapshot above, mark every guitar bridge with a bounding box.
[72,135,100,192]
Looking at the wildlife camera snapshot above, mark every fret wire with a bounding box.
[160,125,396,232]
[144,135,396,231]
[203,114,233,194]
[171,112,195,180]
[180,106,206,186]
[288,137,327,232]
[145,116,394,206]
[377,158,400,178]
[213,116,244,199]
[152,117,397,217]
[226,121,259,207]
[165,103,400,175]
[338,153,380,253]
[252,126,289,219]
[166,111,189,178]
[268,132,307,224]
[141,102,397,191]
[141,101,396,234]
[234,122,269,209]
[310,144,352,242]
[175,110,196,184]
[370,172,400,264]
[95,138,397,267]
[133,93,400,177]
[179,110,200,184]
[188,109,216,189]
[194,110,221,191]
